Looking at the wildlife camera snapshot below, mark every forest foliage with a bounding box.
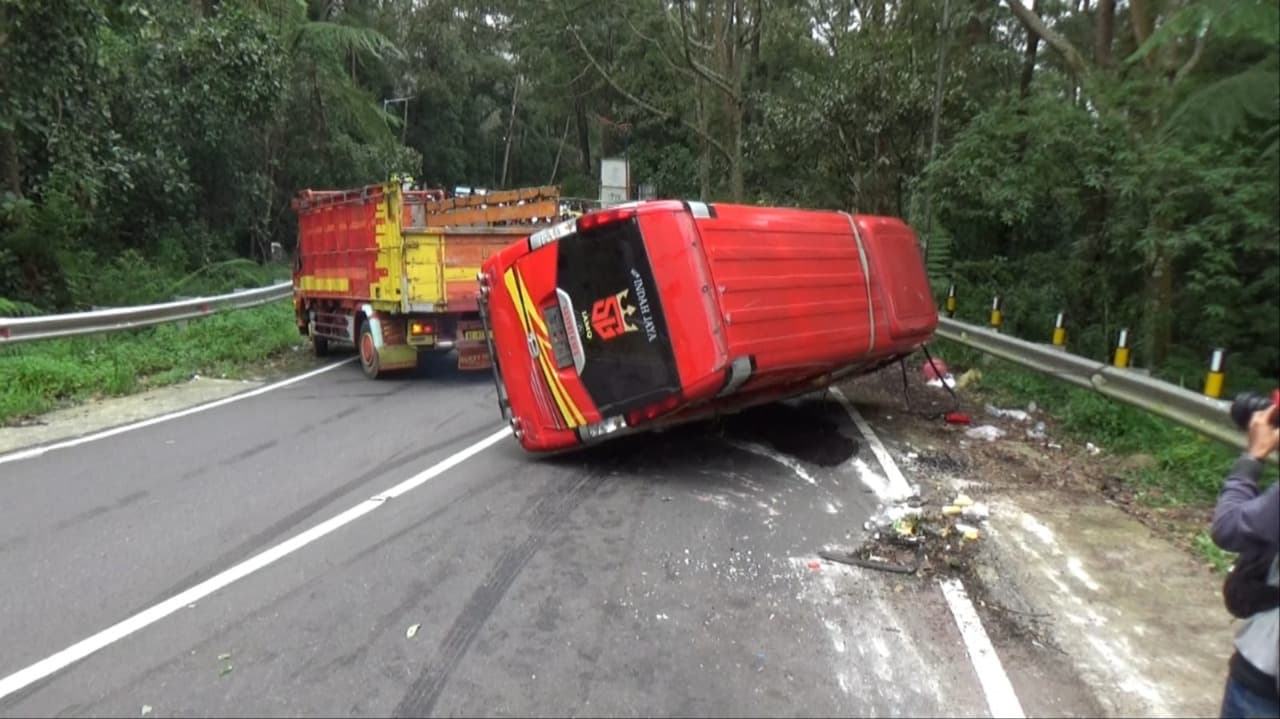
[2,0,1277,385]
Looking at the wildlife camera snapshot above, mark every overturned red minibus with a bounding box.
[476,199,938,453]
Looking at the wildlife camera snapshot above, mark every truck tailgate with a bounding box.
[401,228,527,312]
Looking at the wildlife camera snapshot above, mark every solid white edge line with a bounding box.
[0,425,511,702]
[829,387,913,501]
[833,385,1024,719]
[940,578,1026,719]
[0,357,358,466]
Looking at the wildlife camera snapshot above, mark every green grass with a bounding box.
[933,339,1275,571]
[0,301,302,424]
[1194,530,1237,575]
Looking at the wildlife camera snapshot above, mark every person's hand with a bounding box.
[1246,404,1280,462]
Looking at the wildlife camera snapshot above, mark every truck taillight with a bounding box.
[577,206,636,233]
[410,321,434,336]
[625,394,683,427]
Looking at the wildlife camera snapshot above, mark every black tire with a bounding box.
[358,321,382,379]
[312,335,330,357]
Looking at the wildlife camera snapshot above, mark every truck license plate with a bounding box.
[458,352,491,370]
[464,329,489,341]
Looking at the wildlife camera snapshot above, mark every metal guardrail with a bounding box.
[935,317,1253,453]
[0,282,293,345]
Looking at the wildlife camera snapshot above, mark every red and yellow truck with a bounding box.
[477,200,938,453]
[292,180,561,378]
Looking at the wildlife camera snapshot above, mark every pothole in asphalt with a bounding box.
[720,400,857,467]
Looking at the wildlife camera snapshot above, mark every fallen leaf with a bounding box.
[406,623,420,639]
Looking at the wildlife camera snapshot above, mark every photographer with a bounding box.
[1212,403,1279,719]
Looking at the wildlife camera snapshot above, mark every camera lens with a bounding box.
[1231,392,1278,430]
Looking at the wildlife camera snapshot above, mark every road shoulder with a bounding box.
[840,368,1232,718]
[0,377,263,455]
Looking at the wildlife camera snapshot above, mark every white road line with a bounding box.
[0,358,357,466]
[0,425,511,701]
[829,387,913,501]
[940,578,1026,718]
[834,385,1024,719]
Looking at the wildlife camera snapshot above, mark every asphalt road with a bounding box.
[0,356,1036,717]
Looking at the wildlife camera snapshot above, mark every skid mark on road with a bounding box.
[393,472,604,717]
[138,422,501,612]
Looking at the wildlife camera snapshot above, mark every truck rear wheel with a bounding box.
[358,322,382,379]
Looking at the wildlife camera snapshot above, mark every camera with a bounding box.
[1229,390,1280,430]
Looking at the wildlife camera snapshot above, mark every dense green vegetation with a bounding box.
[2,0,1277,378]
[0,300,301,422]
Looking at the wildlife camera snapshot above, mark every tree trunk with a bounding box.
[1094,0,1115,67]
[2,128,21,199]
[548,115,571,185]
[1018,0,1041,97]
[574,97,592,177]
[0,4,16,199]
[500,77,521,188]
[696,79,711,200]
[1142,240,1174,368]
[729,99,744,202]
[1002,0,1088,80]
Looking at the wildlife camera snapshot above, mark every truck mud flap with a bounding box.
[477,279,512,421]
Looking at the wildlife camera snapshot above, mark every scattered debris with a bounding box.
[922,357,950,382]
[406,623,420,639]
[1086,442,1102,456]
[141,706,153,717]
[945,412,972,425]
[1026,421,1048,440]
[863,503,925,534]
[217,653,232,661]
[219,663,233,678]
[964,425,1006,442]
[986,404,1031,422]
[956,368,983,389]
[829,491,994,577]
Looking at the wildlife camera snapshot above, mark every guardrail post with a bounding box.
[1113,328,1131,368]
[945,284,957,318]
[989,296,1003,333]
[1203,348,1226,398]
[1052,311,1066,349]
